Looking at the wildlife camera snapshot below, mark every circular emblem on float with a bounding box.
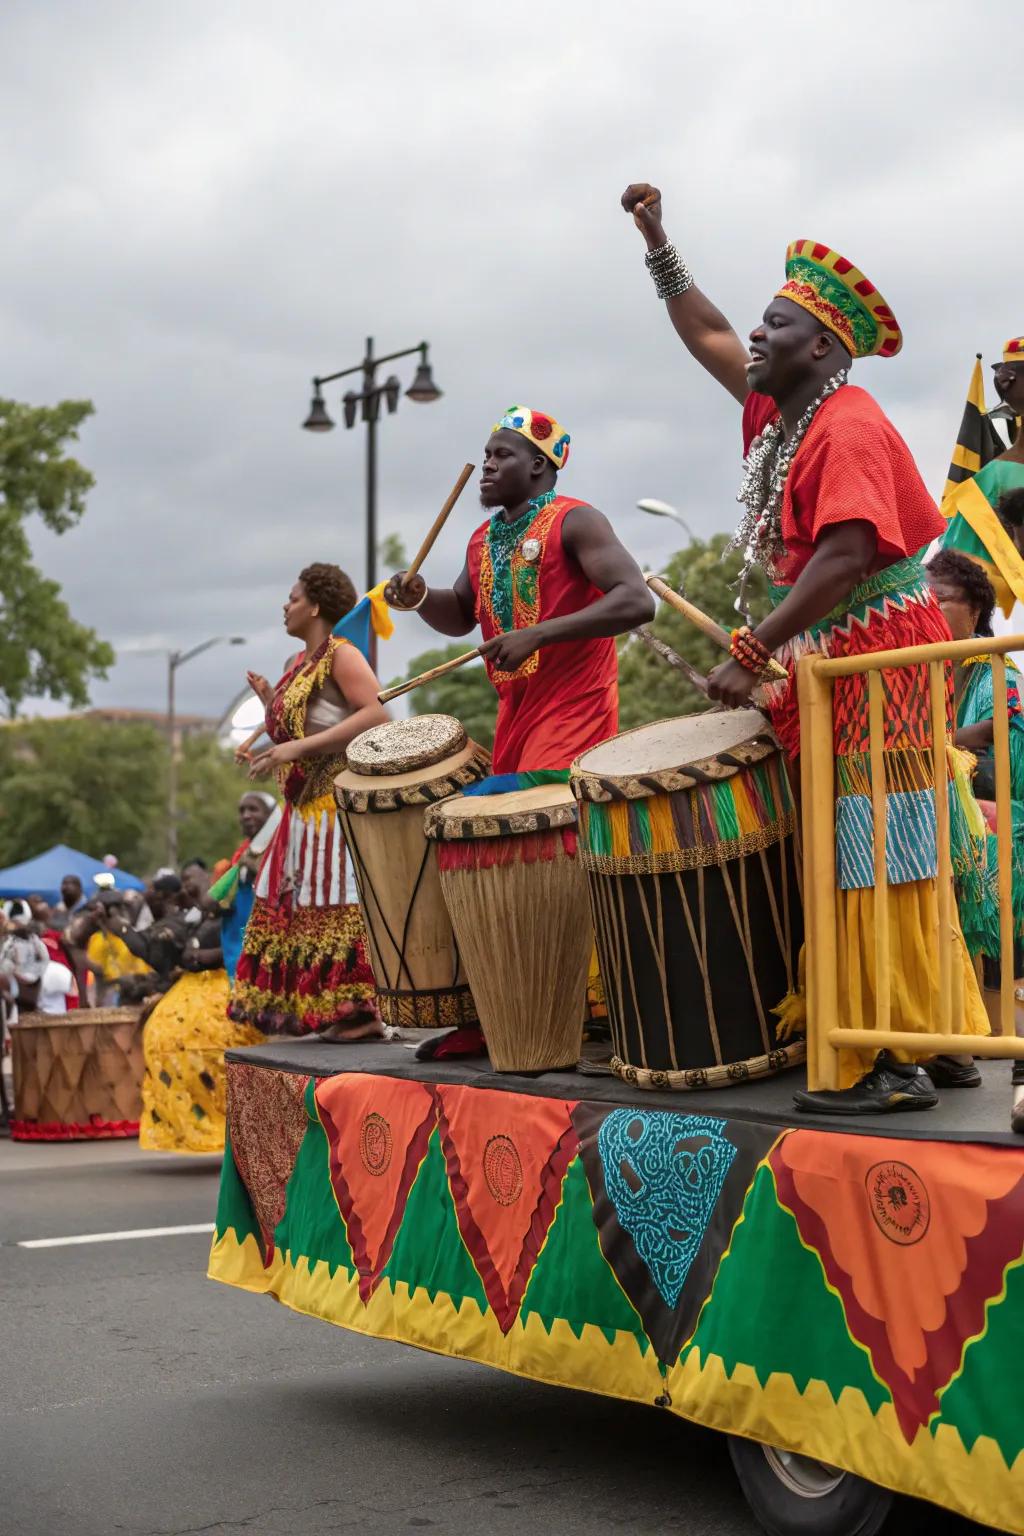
[483,1134,523,1206]
[359,1112,393,1176]
[865,1160,930,1246]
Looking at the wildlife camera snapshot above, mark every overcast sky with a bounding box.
[4,0,1021,723]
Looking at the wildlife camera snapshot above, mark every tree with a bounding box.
[378,532,408,572]
[0,398,114,717]
[401,643,498,752]
[616,533,770,731]
[0,717,251,874]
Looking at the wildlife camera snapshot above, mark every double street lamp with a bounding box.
[302,338,443,666]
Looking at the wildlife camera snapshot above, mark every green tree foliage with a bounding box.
[0,718,250,874]
[0,399,114,716]
[378,532,408,572]
[616,533,770,731]
[401,644,498,752]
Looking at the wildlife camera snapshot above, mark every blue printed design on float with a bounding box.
[598,1111,737,1309]
[836,788,938,890]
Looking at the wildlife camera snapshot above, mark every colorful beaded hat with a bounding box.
[776,240,902,360]
[1002,337,1024,365]
[492,406,570,470]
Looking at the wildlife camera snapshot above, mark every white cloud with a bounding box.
[2,0,1020,716]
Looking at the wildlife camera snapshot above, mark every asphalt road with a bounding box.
[0,1141,988,1536]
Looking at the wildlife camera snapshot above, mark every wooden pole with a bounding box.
[631,625,710,696]
[644,573,789,682]
[403,463,475,586]
[378,646,481,704]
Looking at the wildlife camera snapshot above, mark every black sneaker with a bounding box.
[927,1054,982,1089]
[793,1051,939,1116]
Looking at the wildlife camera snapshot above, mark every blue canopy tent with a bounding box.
[0,844,145,906]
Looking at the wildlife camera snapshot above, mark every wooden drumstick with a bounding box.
[644,574,789,681]
[631,626,710,696]
[378,646,482,705]
[234,722,268,761]
[402,463,475,590]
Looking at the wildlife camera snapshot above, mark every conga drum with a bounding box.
[11,1007,144,1140]
[571,710,805,1089]
[424,785,591,1072]
[335,715,490,1029]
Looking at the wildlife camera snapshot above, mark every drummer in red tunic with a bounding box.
[384,406,652,773]
[385,405,653,1055]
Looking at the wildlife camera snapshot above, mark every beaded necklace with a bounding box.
[485,488,557,633]
[731,369,848,620]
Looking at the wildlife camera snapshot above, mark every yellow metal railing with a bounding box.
[799,634,1024,1089]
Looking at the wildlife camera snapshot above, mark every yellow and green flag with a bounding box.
[942,354,1005,502]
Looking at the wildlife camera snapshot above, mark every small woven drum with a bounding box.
[424,784,591,1072]
[335,715,490,1028]
[571,710,805,1089]
[11,1007,144,1140]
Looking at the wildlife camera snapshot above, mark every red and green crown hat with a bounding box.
[776,240,902,360]
[492,406,570,470]
[1003,337,1024,365]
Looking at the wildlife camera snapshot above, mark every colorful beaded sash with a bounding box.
[477,494,564,683]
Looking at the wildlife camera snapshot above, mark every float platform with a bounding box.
[208,1037,1024,1533]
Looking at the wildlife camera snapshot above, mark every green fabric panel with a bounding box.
[382,1127,489,1311]
[521,1156,649,1349]
[215,1124,261,1247]
[943,513,990,564]
[686,1165,888,1413]
[629,799,652,854]
[934,1256,1024,1466]
[274,1079,355,1277]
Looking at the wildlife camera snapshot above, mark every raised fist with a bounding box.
[621,183,665,248]
[383,570,427,611]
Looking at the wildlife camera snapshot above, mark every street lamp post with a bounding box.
[636,497,697,543]
[166,636,246,865]
[302,338,443,668]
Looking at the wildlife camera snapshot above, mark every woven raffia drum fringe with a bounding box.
[11,1008,144,1139]
[579,813,795,875]
[338,800,478,1029]
[609,1040,806,1092]
[438,843,591,1071]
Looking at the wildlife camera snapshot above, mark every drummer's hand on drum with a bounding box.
[707,658,759,709]
[480,626,542,674]
[383,570,427,611]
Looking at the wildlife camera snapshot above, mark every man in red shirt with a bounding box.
[621,183,989,1113]
[385,407,652,776]
[385,407,652,1059]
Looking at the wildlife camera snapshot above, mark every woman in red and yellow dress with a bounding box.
[228,563,388,1038]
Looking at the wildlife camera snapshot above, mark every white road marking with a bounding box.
[17,1222,215,1249]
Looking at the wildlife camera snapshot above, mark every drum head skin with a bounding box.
[425,784,578,840]
[571,710,779,801]
[347,714,466,776]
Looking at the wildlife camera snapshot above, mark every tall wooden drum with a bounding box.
[424,785,592,1072]
[335,715,490,1029]
[11,1007,144,1140]
[571,710,805,1089]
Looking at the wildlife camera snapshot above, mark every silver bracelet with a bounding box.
[644,241,694,300]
